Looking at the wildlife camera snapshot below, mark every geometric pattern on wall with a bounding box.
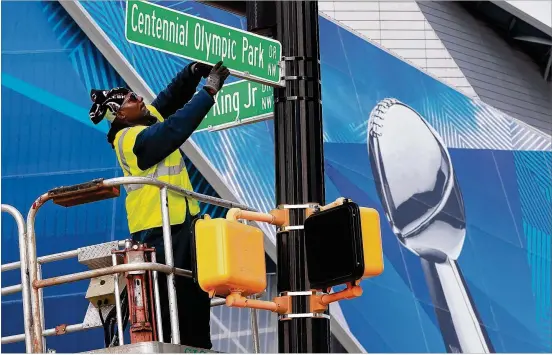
[514,151,552,345]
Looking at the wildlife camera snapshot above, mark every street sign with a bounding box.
[196,80,274,132]
[125,0,283,87]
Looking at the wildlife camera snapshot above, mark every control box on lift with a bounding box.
[86,276,126,308]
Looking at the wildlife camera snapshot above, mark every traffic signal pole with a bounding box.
[273,1,330,353]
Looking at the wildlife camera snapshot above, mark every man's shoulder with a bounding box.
[114,125,148,144]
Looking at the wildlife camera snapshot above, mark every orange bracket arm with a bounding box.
[226,208,288,227]
[226,292,291,315]
[227,198,348,224]
[311,283,363,313]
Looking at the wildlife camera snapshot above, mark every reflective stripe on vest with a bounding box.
[117,128,132,174]
[116,128,187,193]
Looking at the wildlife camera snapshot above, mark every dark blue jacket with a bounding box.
[133,63,214,171]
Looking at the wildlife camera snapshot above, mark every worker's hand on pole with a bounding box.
[204,61,230,96]
[191,62,212,78]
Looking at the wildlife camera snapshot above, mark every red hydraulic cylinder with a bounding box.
[115,242,157,344]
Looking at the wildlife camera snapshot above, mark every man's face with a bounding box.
[116,92,149,125]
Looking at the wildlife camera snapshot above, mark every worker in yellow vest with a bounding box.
[89,61,229,349]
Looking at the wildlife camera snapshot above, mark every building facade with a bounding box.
[318,0,552,134]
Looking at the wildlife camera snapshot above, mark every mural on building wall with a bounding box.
[1,2,273,353]
[78,2,550,352]
[319,16,551,353]
[2,0,550,353]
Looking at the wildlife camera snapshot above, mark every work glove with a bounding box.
[204,61,230,95]
[191,62,212,78]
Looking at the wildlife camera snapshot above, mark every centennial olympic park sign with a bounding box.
[125,0,283,87]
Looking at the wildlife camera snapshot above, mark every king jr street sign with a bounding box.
[197,80,274,132]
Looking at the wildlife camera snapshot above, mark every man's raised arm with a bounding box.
[151,62,212,118]
[134,62,230,170]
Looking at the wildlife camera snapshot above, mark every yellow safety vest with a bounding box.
[114,105,200,233]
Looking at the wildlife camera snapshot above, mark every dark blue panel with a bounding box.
[1,2,64,52]
[450,149,525,248]
[1,87,117,176]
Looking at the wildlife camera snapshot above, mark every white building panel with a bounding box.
[318,0,552,134]
[318,0,476,98]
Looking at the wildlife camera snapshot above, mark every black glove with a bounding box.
[191,62,212,78]
[204,61,230,95]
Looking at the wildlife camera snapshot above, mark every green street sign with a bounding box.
[125,0,283,87]
[197,80,274,132]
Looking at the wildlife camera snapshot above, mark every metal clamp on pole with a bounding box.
[274,96,319,103]
[276,291,331,321]
[278,60,286,87]
[281,56,318,62]
[277,203,319,210]
[274,203,318,233]
[282,76,313,81]
[279,313,331,321]
[276,284,363,321]
[277,225,304,232]
[281,73,321,85]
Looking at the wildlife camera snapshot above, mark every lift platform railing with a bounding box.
[2,240,134,347]
[1,204,33,353]
[1,240,232,350]
[22,177,257,353]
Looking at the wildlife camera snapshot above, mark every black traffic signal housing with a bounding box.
[305,199,384,290]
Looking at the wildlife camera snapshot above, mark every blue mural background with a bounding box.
[2,0,551,353]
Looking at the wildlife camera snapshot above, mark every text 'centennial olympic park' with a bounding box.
[125,0,283,86]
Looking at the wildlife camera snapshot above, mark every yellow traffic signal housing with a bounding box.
[193,215,266,297]
[359,207,384,278]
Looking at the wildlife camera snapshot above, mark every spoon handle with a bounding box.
[421,258,495,353]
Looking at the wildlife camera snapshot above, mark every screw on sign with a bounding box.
[125,0,283,87]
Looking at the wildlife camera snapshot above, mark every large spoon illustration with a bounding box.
[367,98,494,353]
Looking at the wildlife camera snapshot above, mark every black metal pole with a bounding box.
[273,1,330,353]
